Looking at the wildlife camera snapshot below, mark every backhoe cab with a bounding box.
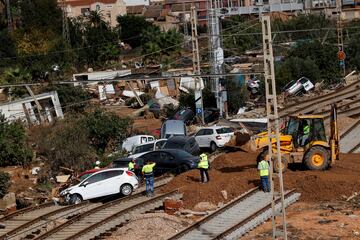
[257,104,339,171]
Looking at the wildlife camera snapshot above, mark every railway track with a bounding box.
[34,190,182,240]
[279,80,360,117]
[168,188,300,240]
[340,119,360,153]
[0,175,173,240]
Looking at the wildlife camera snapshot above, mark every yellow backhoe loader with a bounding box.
[226,104,339,171]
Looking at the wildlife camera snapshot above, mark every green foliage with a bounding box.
[0,30,17,69]
[142,28,183,63]
[18,0,62,34]
[287,40,340,82]
[35,116,96,172]
[81,110,133,154]
[272,14,333,42]
[0,172,10,198]
[40,85,91,113]
[221,16,262,57]
[275,57,321,89]
[226,79,249,114]
[0,114,33,167]
[117,15,153,48]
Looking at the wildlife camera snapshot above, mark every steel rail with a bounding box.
[0,201,91,240]
[168,187,259,240]
[64,190,181,240]
[279,81,360,117]
[0,202,54,222]
[211,189,296,240]
[340,119,360,139]
[33,176,173,240]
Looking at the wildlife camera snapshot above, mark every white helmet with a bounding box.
[95,161,101,165]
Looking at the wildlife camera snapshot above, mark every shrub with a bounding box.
[0,114,33,167]
[0,172,11,198]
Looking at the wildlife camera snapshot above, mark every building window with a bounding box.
[96,4,100,11]
[81,8,90,16]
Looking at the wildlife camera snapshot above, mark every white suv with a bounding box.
[60,168,138,204]
[195,126,234,152]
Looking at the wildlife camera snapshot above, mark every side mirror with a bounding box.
[81,181,89,187]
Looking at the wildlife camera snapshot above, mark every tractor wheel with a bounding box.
[304,146,330,170]
[274,156,288,173]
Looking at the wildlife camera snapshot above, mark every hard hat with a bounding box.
[95,160,101,165]
[264,155,270,161]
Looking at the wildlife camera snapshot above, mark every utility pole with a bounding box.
[61,0,70,44]
[336,0,345,76]
[6,0,13,32]
[191,5,205,124]
[261,15,288,240]
[208,0,224,118]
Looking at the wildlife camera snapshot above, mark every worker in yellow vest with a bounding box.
[142,161,156,197]
[258,155,270,192]
[198,153,209,183]
[128,159,135,172]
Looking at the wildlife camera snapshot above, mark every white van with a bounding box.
[161,120,187,139]
[121,135,155,152]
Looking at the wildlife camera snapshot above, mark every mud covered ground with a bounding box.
[161,152,360,209]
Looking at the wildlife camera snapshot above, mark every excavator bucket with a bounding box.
[225,132,258,152]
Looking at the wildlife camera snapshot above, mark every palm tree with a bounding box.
[87,10,106,28]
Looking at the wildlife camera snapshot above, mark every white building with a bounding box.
[0,91,64,126]
[122,0,150,6]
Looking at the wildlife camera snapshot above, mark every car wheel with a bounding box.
[120,184,133,196]
[210,142,217,152]
[180,164,190,173]
[69,194,82,204]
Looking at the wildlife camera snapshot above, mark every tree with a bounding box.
[275,57,321,89]
[87,10,106,28]
[82,109,133,154]
[0,114,33,167]
[116,15,153,48]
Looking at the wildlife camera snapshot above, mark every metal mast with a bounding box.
[336,0,345,76]
[191,5,205,123]
[261,15,288,240]
[208,0,224,118]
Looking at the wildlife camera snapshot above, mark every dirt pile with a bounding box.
[161,152,360,209]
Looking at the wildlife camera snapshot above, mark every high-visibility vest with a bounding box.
[128,162,135,171]
[303,125,310,135]
[198,153,209,169]
[258,160,269,177]
[142,163,156,176]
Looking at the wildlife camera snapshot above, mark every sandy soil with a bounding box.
[243,201,360,240]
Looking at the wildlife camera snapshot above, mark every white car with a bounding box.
[195,126,234,152]
[283,77,314,96]
[121,135,155,152]
[128,139,167,159]
[60,168,138,204]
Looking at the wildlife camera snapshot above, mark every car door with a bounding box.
[203,129,214,147]
[158,151,174,172]
[100,170,124,195]
[79,172,107,200]
[195,129,205,147]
